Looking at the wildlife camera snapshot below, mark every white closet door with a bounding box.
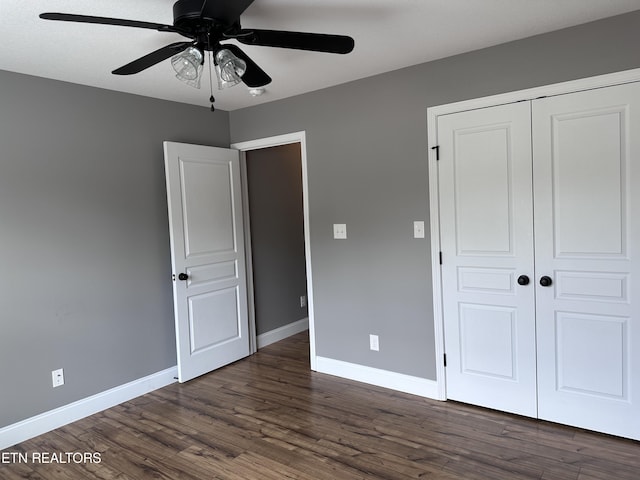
[533,82,640,439]
[438,102,537,417]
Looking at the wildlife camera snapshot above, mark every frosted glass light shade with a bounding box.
[171,47,204,89]
[214,49,246,89]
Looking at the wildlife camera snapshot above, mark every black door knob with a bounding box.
[539,276,553,287]
[178,273,189,281]
[517,275,530,286]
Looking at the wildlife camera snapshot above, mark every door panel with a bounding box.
[555,312,627,399]
[438,102,537,417]
[533,83,640,439]
[458,303,517,379]
[180,160,237,256]
[549,107,626,257]
[164,142,250,383]
[189,287,240,351]
[554,271,628,303]
[454,125,515,255]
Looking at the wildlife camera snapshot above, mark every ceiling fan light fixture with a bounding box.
[40,2,355,105]
[171,46,204,88]
[214,48,247,89]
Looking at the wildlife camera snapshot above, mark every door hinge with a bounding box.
[443,353,447,367]
[431,145,440,160]
[439,251,443,265]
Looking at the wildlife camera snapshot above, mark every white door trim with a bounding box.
[230,132,317,370]
[427,67,640,401]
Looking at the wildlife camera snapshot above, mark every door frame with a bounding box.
[427,67,640,401]
[231,132,317,369]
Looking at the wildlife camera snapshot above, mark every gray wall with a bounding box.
[246,144,307,336]
[0,70,229,428]
[230,10,640,380]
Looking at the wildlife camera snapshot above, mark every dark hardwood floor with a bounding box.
[2,331,639,479]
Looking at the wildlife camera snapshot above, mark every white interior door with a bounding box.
[533,83,640,439]
[438,102,538,417]
[164,141,250,383]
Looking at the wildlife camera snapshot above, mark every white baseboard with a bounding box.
[315,356,441,399]
[257,317,309,349]
[0,366,177,450]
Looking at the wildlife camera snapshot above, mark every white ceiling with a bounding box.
[1,0,639,111]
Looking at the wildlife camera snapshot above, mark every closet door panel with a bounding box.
[438,102,537,417]
[533,82,640,440]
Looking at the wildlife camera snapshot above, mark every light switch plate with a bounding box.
[333,224,347,239]
[413,221,425,239]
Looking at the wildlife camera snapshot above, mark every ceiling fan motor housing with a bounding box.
[173,0,206,23]
[173,0,230,28]
[173,0,241,46]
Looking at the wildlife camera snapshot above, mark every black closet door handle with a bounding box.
[539,276,553,287]
[517,275,530,286]
[178,273,189,281]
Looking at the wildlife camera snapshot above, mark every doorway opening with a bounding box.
[232,132,317,369]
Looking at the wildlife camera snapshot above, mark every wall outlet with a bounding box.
[52,368,64,388]
[413,221,425,239]
[300,295,307,308]
[369,334,379,351]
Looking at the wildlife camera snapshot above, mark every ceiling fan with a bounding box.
[40,0,355,109]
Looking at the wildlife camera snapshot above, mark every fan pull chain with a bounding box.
[208,50,215,112]
[207,34,215,112]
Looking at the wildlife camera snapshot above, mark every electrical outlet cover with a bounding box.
[52,368,64,388]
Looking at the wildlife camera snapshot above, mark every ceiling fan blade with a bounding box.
[237,29,354,54]
[112,42,194,75]
[223,44,272,87]
[202,0,255,25]
[39,13,181,33]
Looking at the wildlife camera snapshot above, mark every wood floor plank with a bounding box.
[3,331,639,479]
